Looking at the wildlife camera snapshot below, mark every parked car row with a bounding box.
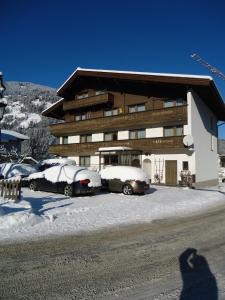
[0,162,150,197]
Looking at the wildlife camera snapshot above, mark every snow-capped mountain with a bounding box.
[1,81,60,159]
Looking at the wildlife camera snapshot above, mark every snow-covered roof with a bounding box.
[1,130,29,141]
[41,98,64,115]
[57,67,213,93]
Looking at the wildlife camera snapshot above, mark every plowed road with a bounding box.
[1,205,225,299]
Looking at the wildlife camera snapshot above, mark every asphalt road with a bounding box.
[1,204,225,300]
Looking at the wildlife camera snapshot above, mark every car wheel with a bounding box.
[122,184,133,195]
[222,178,225,183]
[30,180,38,191]
[64,184,73,197]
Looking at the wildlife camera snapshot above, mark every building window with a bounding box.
[80,134,92,143]
[183,161,189,170]
[104,132,118,141]
[75,112,90,121]
[128,103,145,113]
[104,108,118,117]
[62,136,68,144]
[176,98,183,106]
[77,92,88,99]
[80,156,90,167]
[164,98,184,108]
[130,129,146,139]
[95,90,105,95]
[164,126,183,137]
[164,100,174,108]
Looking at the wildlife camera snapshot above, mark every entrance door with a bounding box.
[165,160,177,185]
[143,159,151,179]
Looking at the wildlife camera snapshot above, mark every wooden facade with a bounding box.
[49,104,187,137]
[48,136,185,156]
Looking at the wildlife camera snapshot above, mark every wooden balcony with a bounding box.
[49,136,185,156]
[49,105,187,136]
[63,93,114,111]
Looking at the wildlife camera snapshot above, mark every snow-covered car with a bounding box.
[37,158,76,171]
[0,163,38,180]
[27,165,101,197]
[99,166,150,195]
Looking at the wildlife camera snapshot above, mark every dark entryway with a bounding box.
[165,160,177,185]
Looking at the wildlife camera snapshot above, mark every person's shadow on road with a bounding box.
[179,248,218,300]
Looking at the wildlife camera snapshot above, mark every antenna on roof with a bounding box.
[191,53,225,81]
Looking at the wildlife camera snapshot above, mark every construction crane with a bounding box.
[191,53,225,81]
[191,53,225,127]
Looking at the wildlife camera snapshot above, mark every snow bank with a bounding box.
[100,166,149,183]
[29,165,101,187]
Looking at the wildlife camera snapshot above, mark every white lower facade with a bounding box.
[67,152,199,186]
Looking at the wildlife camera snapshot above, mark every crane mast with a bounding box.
[191,53,225,81]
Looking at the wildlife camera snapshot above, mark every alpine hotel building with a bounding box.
[43,68,225,187]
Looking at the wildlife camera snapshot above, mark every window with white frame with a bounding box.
[164,125,183,137]
[164,98,184,108]
[130,129,146,139]
[104,132,118,141]
[104,108,119,117]
[62,136,68,144]
[128,103,145,113]
[75,112,90,121]
[80,134,92,143]
[80,156,90,167]
[77,92,88,99]
[95,90,106,95]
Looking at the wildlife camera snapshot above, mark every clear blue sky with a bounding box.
[1,0,225,137]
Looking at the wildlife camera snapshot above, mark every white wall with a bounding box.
[118,131,129,140]
[92,133,104,142]
[146,127,163,138]
[90,156,99,170]
[188,89,218,184]
[141,153,195,184]
[68,135,80,143]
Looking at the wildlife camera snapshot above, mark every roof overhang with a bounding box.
[45,67,225,121]
[42,98,64,119]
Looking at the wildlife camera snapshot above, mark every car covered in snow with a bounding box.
[37,158,76,171]
[27,165,101,197]
[99,166,150,195]
[0,163,38,180]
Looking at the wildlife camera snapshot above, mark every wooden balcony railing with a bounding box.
[48,136,185,156]
[49,105,187,136]
[63,93,114,111]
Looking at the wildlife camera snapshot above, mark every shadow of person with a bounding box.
[179,248,218,300]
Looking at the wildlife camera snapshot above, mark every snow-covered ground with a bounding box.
[0,184,224,243]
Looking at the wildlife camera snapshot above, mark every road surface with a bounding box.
[1,205,225,299]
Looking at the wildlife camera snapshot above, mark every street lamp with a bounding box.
[0,72,7,144]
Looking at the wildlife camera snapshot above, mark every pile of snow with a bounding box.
[29,165,101,187]
[0,163,38,179]
[100,166,149,183]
